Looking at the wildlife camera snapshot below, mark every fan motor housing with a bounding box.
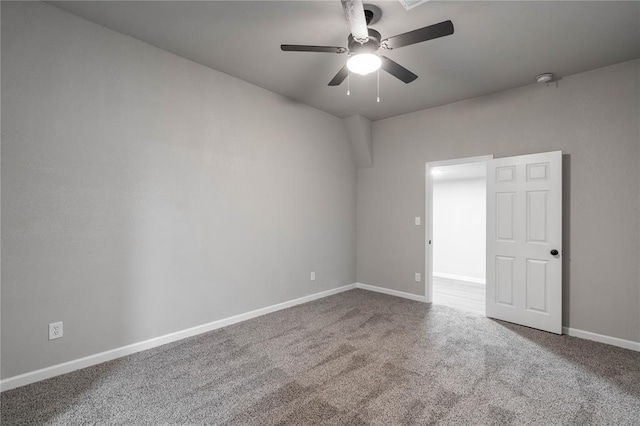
[348,29,381,54]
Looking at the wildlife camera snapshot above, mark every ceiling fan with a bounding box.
[281,0,454,86]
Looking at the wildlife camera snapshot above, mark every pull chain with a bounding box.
[347,70,350,96]
[376,69,380,103]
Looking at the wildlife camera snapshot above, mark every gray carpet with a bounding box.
[1,289,639,425]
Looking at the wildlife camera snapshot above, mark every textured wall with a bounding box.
[1,2,356,379]
[357,59,640,342]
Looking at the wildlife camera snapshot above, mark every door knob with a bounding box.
[550,249,559,256]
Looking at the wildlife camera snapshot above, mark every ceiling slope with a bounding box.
[51,1,640,121]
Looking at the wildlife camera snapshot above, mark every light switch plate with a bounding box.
[415,217,421,226]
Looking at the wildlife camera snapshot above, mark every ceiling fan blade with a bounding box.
[328,65,349,86]
[382,20,454,50]
[380,56,418,84]
[281,45,347,54]
[341,0,369,43]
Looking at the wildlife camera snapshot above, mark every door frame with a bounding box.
[424,155,493,303]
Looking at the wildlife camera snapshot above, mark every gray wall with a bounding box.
[358,59,640,343]
[1,2,356,379]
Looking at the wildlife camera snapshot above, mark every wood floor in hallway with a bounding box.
[432,276,485,315]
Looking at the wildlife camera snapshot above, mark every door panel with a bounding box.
[487,151,562,334]
[496,256,515,306]
[525,259,548,312]
[496,192,515,241]
[527,191,548,243]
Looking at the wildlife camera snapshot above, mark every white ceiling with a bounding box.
[51,1,640,121]
[432,162,486,181]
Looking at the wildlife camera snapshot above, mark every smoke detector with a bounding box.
[398,0,430,11]
[536,73,554,84]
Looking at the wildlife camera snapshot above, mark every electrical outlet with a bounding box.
[415,217,421,226]
[415,273,421,282]
[49,321,63,340]
[310,272,316,281]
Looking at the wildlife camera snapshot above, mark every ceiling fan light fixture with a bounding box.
[347,53,381,76]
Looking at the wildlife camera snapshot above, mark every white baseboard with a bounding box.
[356,282,427,303]
[562,327,639,352]
[0,283,357,392]
[433,272,486,285]
[5,283,636,392]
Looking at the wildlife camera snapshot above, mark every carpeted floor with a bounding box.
[2,289,639,425]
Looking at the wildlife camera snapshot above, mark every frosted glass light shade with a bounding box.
[347,53,381,76]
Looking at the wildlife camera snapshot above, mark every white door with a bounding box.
[486,151,562,334]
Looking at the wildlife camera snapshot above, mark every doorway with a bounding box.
[425,152,563,332]
[425,156,492,314]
